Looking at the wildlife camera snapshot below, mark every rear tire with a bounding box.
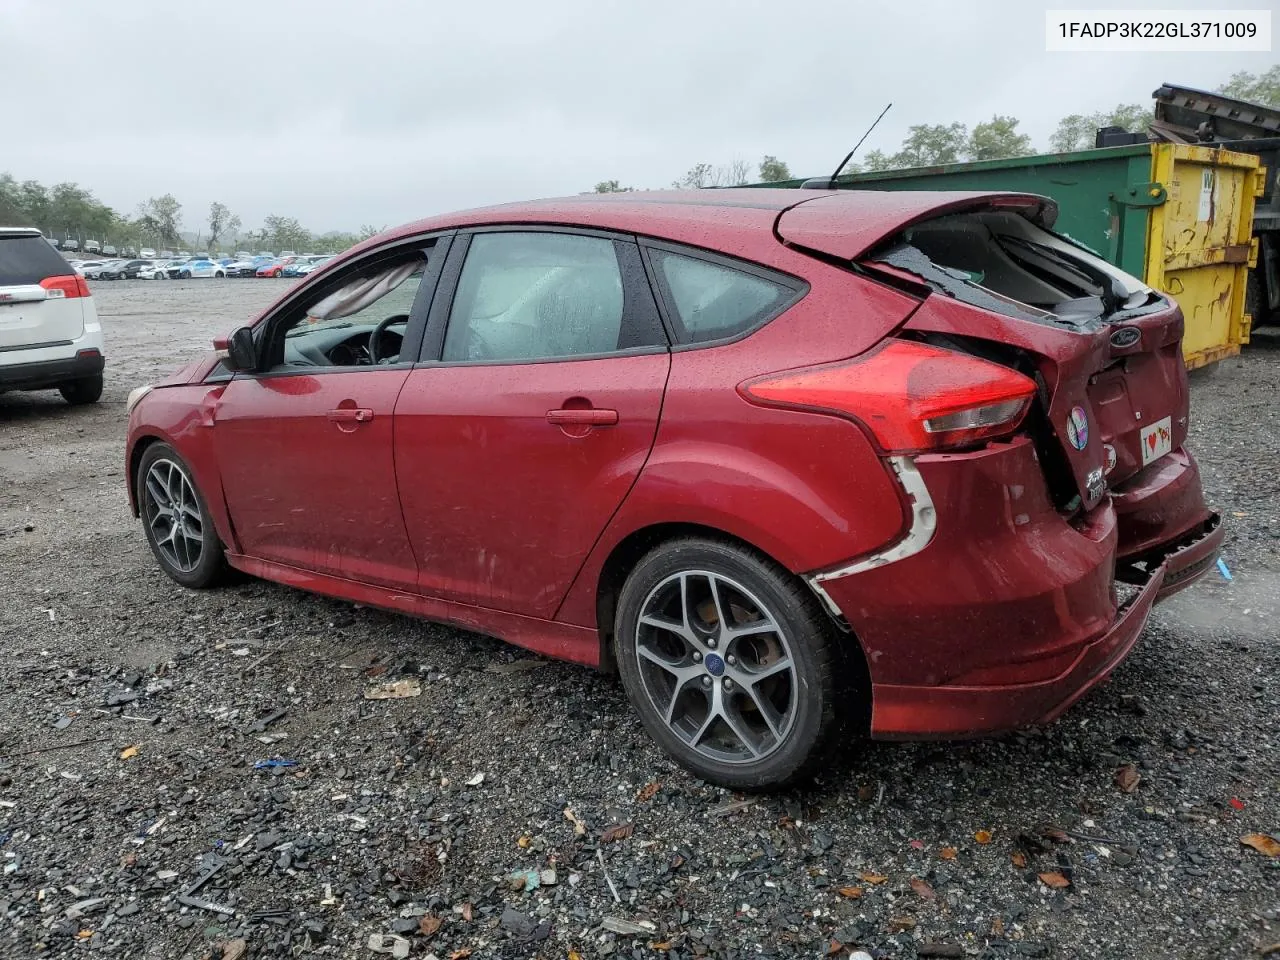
[59,374,103,405]
[136,442,227,589]
[1246,269,1269,330]
[614,537,841,790]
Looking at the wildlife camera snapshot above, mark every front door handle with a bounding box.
[546,408,619,426]
[327,407,374,423]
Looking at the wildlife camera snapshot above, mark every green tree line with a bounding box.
[0,176,379,256]
[6,68,1276,240]
[595,66,1280,189]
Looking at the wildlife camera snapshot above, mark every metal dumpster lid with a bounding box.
[774,190,1058,261]
[1152,82,1280,142]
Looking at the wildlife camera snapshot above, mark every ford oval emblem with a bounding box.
[1110,326,1141,348]
[1066,406,1089,450]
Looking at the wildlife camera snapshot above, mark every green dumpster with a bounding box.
[755,143,1263,369]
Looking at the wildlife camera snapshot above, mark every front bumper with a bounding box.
[808,436,1219,739]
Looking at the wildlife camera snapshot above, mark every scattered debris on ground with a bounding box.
[0,284,1277,957]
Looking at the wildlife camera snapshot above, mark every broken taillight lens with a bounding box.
[739,339,1036,453]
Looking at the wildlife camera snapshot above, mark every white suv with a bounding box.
[0,227,106,404]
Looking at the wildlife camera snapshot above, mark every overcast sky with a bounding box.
[1,0,1273,234]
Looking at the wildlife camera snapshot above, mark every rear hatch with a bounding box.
[0,231,88,350]
[777,192,1190,516]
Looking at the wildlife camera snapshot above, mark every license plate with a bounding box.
[1140,416,1172,466]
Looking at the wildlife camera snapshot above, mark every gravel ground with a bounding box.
[1,279,1277,960]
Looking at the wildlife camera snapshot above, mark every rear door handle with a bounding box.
[546,408,619,426]
[327,407,374,423]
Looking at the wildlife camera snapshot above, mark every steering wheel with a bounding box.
[369,314,409,364]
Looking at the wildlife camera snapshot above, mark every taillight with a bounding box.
[40,275,91,299]
[739,339,1036,453]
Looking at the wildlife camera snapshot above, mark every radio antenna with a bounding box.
[827,102,893,186]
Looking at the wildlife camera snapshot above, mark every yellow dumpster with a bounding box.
[1146,144,1263,369]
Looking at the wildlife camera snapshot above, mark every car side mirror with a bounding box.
[216,327,258,372]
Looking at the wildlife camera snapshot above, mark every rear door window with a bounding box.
[442,232,665,363]
[0,235,74,285]
[646,247,801,345]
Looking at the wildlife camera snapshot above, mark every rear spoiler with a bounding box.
[775,192,1058,262]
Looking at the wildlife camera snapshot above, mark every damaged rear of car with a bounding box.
[772,191,1223,738]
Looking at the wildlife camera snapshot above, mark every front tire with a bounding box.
[136,443,226,589]
[59,374,103,405]
[614,537,839,790]
[179,271,190,279]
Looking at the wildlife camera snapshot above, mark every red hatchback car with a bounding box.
[125,190,1222,788]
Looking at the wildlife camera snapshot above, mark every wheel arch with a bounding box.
[597,521,875,753]
[126,433,165,516]
[590,521,861,678]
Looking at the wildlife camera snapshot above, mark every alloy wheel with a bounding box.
[142,458,204,573]
[634,570,797,765]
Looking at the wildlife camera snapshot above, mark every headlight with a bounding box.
[126,384,153,415]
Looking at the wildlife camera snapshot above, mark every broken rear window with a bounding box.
[871,211,1161,329]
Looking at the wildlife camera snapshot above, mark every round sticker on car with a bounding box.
[1066,406,1089,450]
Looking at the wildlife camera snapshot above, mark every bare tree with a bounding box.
[709,159,751,187]
[207,202,241,252]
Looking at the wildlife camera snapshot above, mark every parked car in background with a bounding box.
[140,248,157,259]
[177,258,227,279]
[138,261,168,280]
[162,258,191,278]
[45,237,59,249]
[255,258,287,277]
[79,260,114,279]
[159,250,173,259]
[256,250,274,258]
[293,255,334,277]
[103,245,118,257]
[281,256,316,278]
[62,238,80,252]
[84,240,102,254]
[95,260,130,280]
[71,260,101,277]
[234,251,253,260]
[0,226,104,405]
[121,190,1223,788]
[222,258,259,277]
[113,259,154,280]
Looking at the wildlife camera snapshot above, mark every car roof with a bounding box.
[359,188,1053,264]
[0,226,45,237]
